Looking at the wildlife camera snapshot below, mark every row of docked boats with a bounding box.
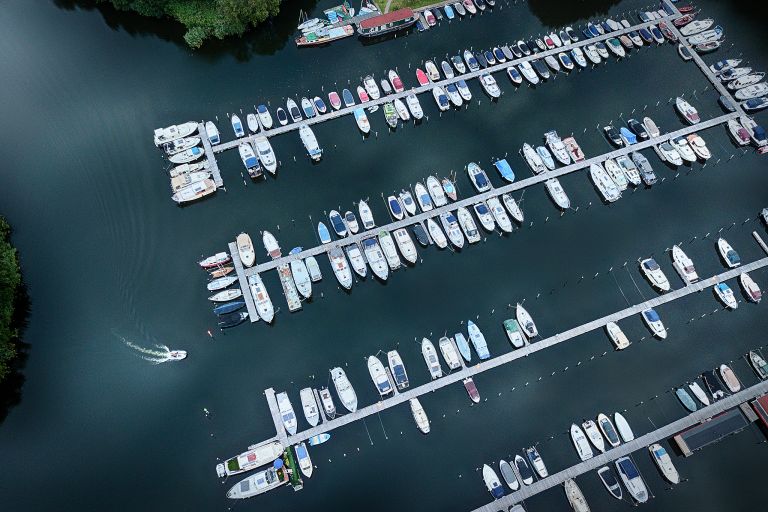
[675,357,767,414]
[727,115,767,149]
[153,122,219,204]
[197,250,250,328]
[414,0,496,33]
[520,131,585,208]
[482,445,548,500]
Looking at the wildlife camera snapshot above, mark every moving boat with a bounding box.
[463,377,480,403]
[570,424,594,461]
[439,336,461,370]
[740,273,762,303]
[672,245,699,284]
[545,178,570,210]
[467,320,490,359]
[717,237,740,268]
[483,464,505,500]
[328,247,353,289]
[526,446,548,478]
[422,338,443,379]
[276,392,297,435]
[514,454,535,485]
[410,398,430,434]
[590,163,621,203]
[642,308,667,339]
[215,440,284,478]
[226,466,289,499]
[719,364,741,392]
[749,351,768,380]
[614,412,634,442]
[597,413,621,447]
[362,238,388,281]
[605,321,630,350]
[208,288,242,302]
[675,97,700,124]
[318,388,336,419]
[368,355,393,397]
[676,387,698,412]
[467,162,491,192]
[295,442,313,479]
[248,274,274,322]
[499,460,520,491]
[615,457,648,503]
[388,350,409,390]
[640,258,670,292]
[331,367,358,412]
[597,467,623,500]
[455,332,471,362]
[299,388,320,427]
[564,479,590,512]
[649,444,679,484]
[714,282,738,309]
[583,420,606,453]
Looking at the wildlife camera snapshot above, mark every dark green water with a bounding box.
[1,0,767,510]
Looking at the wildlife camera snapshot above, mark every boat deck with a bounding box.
[228,241,260,323]
[472,380,768,511]
[209,11,682,154]
[257,255,768,446]
[197,123,223,187]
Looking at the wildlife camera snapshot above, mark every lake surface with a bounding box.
[0,0,767,510]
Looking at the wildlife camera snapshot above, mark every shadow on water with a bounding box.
[0,283,31,424]
[528,0,621,27]
[52,0,320,61]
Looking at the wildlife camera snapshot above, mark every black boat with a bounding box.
[514,455,535,484]
[565,26,579,42]
[412,222,430,247]
[531,59,550,80]
[517,40,531,56]
[719,95,736,112]
[474,51,488,68]
[433,7,443,20]
[474,0,487,10]
[485,0,495,7]
[218,311,249,329]
[604,125,624,147]
[627,119,649,139]
[702,370,727,400]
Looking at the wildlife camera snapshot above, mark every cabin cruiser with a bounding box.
[590,163,621,202]
[570,424,594,461]
[253,136,277,174]
[216,440,284,478]
[502,194,524,224]
[299,388,319,427]
[467,162,492,192]
[615,456,648,503]
[276,392,297,435]
[655,141,683,166]
[630,152,657,185]
[670,136,697,162]
[504,319,526,348]
[483,464,505,499]
[363,238,388,281]
[154,121,197,146]
[671,245,699,283]
[521,143,546,174]
[367,355,393,396]
[640,258,670,292]
[649,444,680,484]
[226,466,288,499]
[439,212,464,249]
[717,237,740,268]
[410,398,430,434]
[598,467,623,500]
[544,130,571,165]
[328,247,353,289]
[564,479,589,512]
[686,133,712,159]
[642,308,667,339]
[605,322,630,350]
[740,273,762,303]
[331,367,358,412]
[675,97,700,124]
[439,336,461,370]
[603,158,628,190]
[421,338,443,379]
[714,282,738,309]
[545,178,570,209]
[388,350,409,390]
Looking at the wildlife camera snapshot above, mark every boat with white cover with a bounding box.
[379,231,401,270]
[154,122,197,146]
[614,412,634,442]
[427,176,447,206]
[226,466,288,499]
[358,200,375,229]
[649,443,679,484]
[299,388,319,427]
[276,392,297,435]
[393,228,418,264]
[422,338,443,379]
[603,158,628,190]
[410,398,430,434]
[368,355,393,396]
[570,424,594,461]
[605,321,630,350]
[439,336,461,370]
[582,420,606,453]
[328,247,353,289]
[672,245,699,284]
[331,367,357,412]
[248,274,274,322]
[487,197,512,233]
[545,178,570,210]
[362,238,388,281]
[467,320,489,359]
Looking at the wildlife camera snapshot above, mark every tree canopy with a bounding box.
[0,217,21,382]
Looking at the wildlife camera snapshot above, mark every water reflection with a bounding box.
[528,0,621,27]
[0,283,30,424]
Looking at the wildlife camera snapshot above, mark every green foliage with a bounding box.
[99,0,282,47]
[0,217,21,382]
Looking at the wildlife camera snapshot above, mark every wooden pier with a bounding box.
[234,111,737,285]
[227,241,260,323]
[256,255,768,449]
[471,380,768,512]
[197,123,223,187]
[210,11,681,154]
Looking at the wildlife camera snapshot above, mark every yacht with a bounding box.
[406,94,424,120]
[570,424,594,461]
[438,337,461,370]
[399,190,417,216]
[439,212,465,249]
[672,245,699,284]
[590,163,621,203]
[655,141,683,166]
[518,61,539,84]
[616,155,641,186]
[358,200,375,230]
[640,258,670,292]
[299,124,322,161]
[362,238,388,281]
[247,274,274,323]
[545,178,571,210]
[331,367,358,412]
[714,282,738,309]
[597,413,621,447]
[276,392,297,435]
[502,194,524,223]
[564,479,590,512]
[298,388,320,427]
[294,442,313,479]
[499,460,520,491]
[410,398,430,434]
[208,288,241,302]
[671,136,697,162]
[367,355,393,397]
[642,308,667,339]
[289,250,311,299]
[393,228,418,264]
[262,230,281,259]
[675,97,700,124]
[388,350,409,390]
[483,464,505,499]
[253,136,277,174]
[318,387,336,419]
[614,412,635,442]
[514,454,535,486]
[597,466,623,500]
[379,231,401,270]
[363,75,380,100]
[605,321,630,350]
[649,443,679,484]
[236,233,255,267]
[422,338,443,379]
[615,457,648,503]
[341,244,364,276]
[544,130,571,165]
[467,320,490,359]
[215,440,284,477]
[226,466,289,499]
[536,146,556,170]
[487,197,512,233]
[457,207,481,243]
[154,121,197,146]
[717,238,740,268]
[426,218,448,249]
[740,273,762,303]
[583,420,606,453]
[467,162,492,192]
[414,182,433,212]
[526,446,548,478]
[479,73,501,98]
[328,247,353,289]
[516,303,537,338]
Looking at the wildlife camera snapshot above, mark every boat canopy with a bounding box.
[493,159,515,181]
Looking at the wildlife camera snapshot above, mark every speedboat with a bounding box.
[362,238,388,281]
[571,47,587,68]
[356,86,370,103]
[471,203,495,232]
[544,130,571,165]
[598,467,623,500]
[479,73,501,99]
[454,332,471,363]
[248,274,274,322]
[344,211,359,234]
[154,121,197,146]
[399,190,416,216]
[518,61,539,84]
[514,454,535,486]
[226,466,289,499]
[649,444,679,484]
[740,116,767,147]
[246,113,260,133]
[545,178,570,210]
[670,136,697,162]
[467,162,491,192]
[422,338,443,379]
[445,83,463,107]
[467,320,489,359]
[299,388,320,427]
[427,176,447,206]
[640,258,670,292]
[686,133,712,159]
[630,152,657,185]
[441,60,455,79]
[383,102,398,128]
[363,75,380,100]
[230,115,245,137]
[675,97,700,124]
[239,143,260,176]
[415,68,429,86]
[583,45,601,64]
[642,308,667,339]
[388,350,409,390]
[328,91,342,110]
[411,223,430,247]
[740,272,762,303]
[717,237,740,268]
[204,121,220,145]
[516,303,537,338]
[406,94,423,120]
[410,398,430,434]
[721,67,753,81]
[215,440,284,477]
[570,424,594,461]
[358,200,375,229]
[687,26,723,46]
[615,456,648,503]
[499,460,520,491]
[328,247,353,289]
[345,243,367,278]
[583,419,606,453]
[425,60,441,81]
[604,125,623,147]
[504,319,526,348]
[526,446,548,478]
[208,288,241,302]
[353,108,370,134]
[439,336,461,370]
[432,86,450,111]
[749,350,768,379]
[605,322,630,350]
[742,97,768,113]
[414,182,433,212]
[171,177,216,203]
[710,58,742,75]
[394,98,410,122]
[317,222,332,244]
[367,355,393,397]
[212,300,242,315]
[597,413,621,447]
[672,245,699,283]
[442,178,457,201]
[262,230,281,259]
[331,367,358,412]
[714,282,738,309]
[387,195,404,220]
[299,124,322,161]
[558,52,574,70]
[289,250,311,299]
[387,69,404,93]
[286,99,303,122]
[276,392,297,435]
[628,119,649,140]
[483,464,505,500]
[655,141,683,166]
[168,146,204,164]
[379,231,401,270]
[294,442,313,479]
[590,163,621,203]
[342,88,355,107]
[256,104,273,129]
[236,233,255,267]
[253,136,277,174]
[720,364,741,392]
[506,65,523,85]
[564,479,589,512]
[318,388,336,419]
[502,194,524,223]
[276,107,288,126]
[426,218,448,249]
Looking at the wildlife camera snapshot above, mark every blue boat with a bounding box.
[582,28,593,39]
[676,388,697,412]
[493,159,516,183]
[619,127,637,145]
[329,210,347,237]
[313,97,327,114]
[342,88,355,107]
[317,222,332,244]
[493,47,505,62]
[388,196,404,219]
[639,27,654,43]
[308,433,331,446]
[218,311,248,329]
[455,333,472,362]
[289,246,303,255]
[587,22,600,37]
[213,301,245,315]
[444,5,454,19]
[416,18,425,32]
[601,21,612,33]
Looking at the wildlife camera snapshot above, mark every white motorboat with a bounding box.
[353,108,370,134]
[208,288,241,302]
[680,18,714,36]
[740,272,762,303]
[367,355,393,397]
[735,83,768,101]
[276,392,297,435]
[318,387,336,419]
[215,440,284,478]
[570,424,594,461]
[582,420,606,453]
[445,83,463,107]
[720,364,741,392]
[503,319,526,348]
[393,228,418,264]
[399,190,417,216]
[714,282,738,309]
[614,412,635,442]
[642,116,660,138]
[299,124,322,161]
[236,233,255,267]
[363,75,380,100]
[728,118,752,146]
[739,116,767,147]
[615,457,648,503]
[427,176,448,206]
[564,479,590,512]
[514,454,535,486]
[226,466,288,499]
[605,322,630,350]
[518,61,540,84]
[603,158,628,190]
[438,336,461,370]
[483,464,505,500]
[717,237,741,268]
[248,274,274,322]
[727,72,766,90]
[426,218,448,249]
[414,182,433,212]
[328,247,353,289]
[640,258,670,292]
[502,194,524,223]
[487,197,512,233]
[686,133,712,160]
[345,243,367,278]
[331,367,358,412]
[387,195,404,221]
[544,130,571,165]
[521,143,546,174]
[479,73,501,98]
[457,206,482,244]
[246,113,260,133]
[616,155,641,186]
[238,142,260,176]
[675,97,700,124]
[467,162,492,192]
[597,413,621,448]
[410,398,430,434]
[290,254,312,299]
[642,308,667,339]
[670,136,697,162]
[299,388,320,427]
[154,121,197,146]
[536,146,556,170]
[649,443,679,484]
[655,141,683,166]
[526,446,548,478]
[231,114,245,137]
[262,230,281,259]
[394,98,410,122]
[257,104,273,129]
[387,350,409,390]
[253,136,277,174]
[343,211,359,235]
[689,381,710,406]
[672,245,699,284]
[406,94,424,120]
[516,303,537,338]
[432,86,450,111]
[545,178,571,210]
[358,200,375,230]
[203,121,220,146]
[467,320,489,360]
[362,238,388,281]
[170,161,208,178]
[168,146,205,164]
[597,467,623,500]
[687,26,723,46]
[590,163,621,203]
[295,442,313,479]
[439,211,465,249]
[379,230,401,270]
[710,58,742,75]
[456,80,472,101]
[422,338,443,379]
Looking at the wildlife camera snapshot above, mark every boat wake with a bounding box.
[116,333,183,364]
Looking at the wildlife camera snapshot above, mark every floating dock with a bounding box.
[197,122,223,188]
[227,241,259,323]
[472,380,768,512]
[254,255,768,446]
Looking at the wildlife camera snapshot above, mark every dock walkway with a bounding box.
[471,379,768,511]
[258,255,768,447]
[227,241,260,323]
[197,123,223,187]
[238,111,737,279]
[211,12,681,154]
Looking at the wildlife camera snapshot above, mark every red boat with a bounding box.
[678,4,695,14]
[424,9,436,27]
[388,70,404,93]
[673,14,695,27]
[328,91,341,110]
[356,86,370,103]
[415,68,429,86]
[463,377,480,403]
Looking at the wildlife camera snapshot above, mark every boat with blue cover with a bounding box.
[444,4,454,19]
[308,433,330,446]
[455,332,471,362]
[329,210,347,237]
[676,388,697,412]
[213,301,245,315]
[317,222,332,244]
[493,159,515,182]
